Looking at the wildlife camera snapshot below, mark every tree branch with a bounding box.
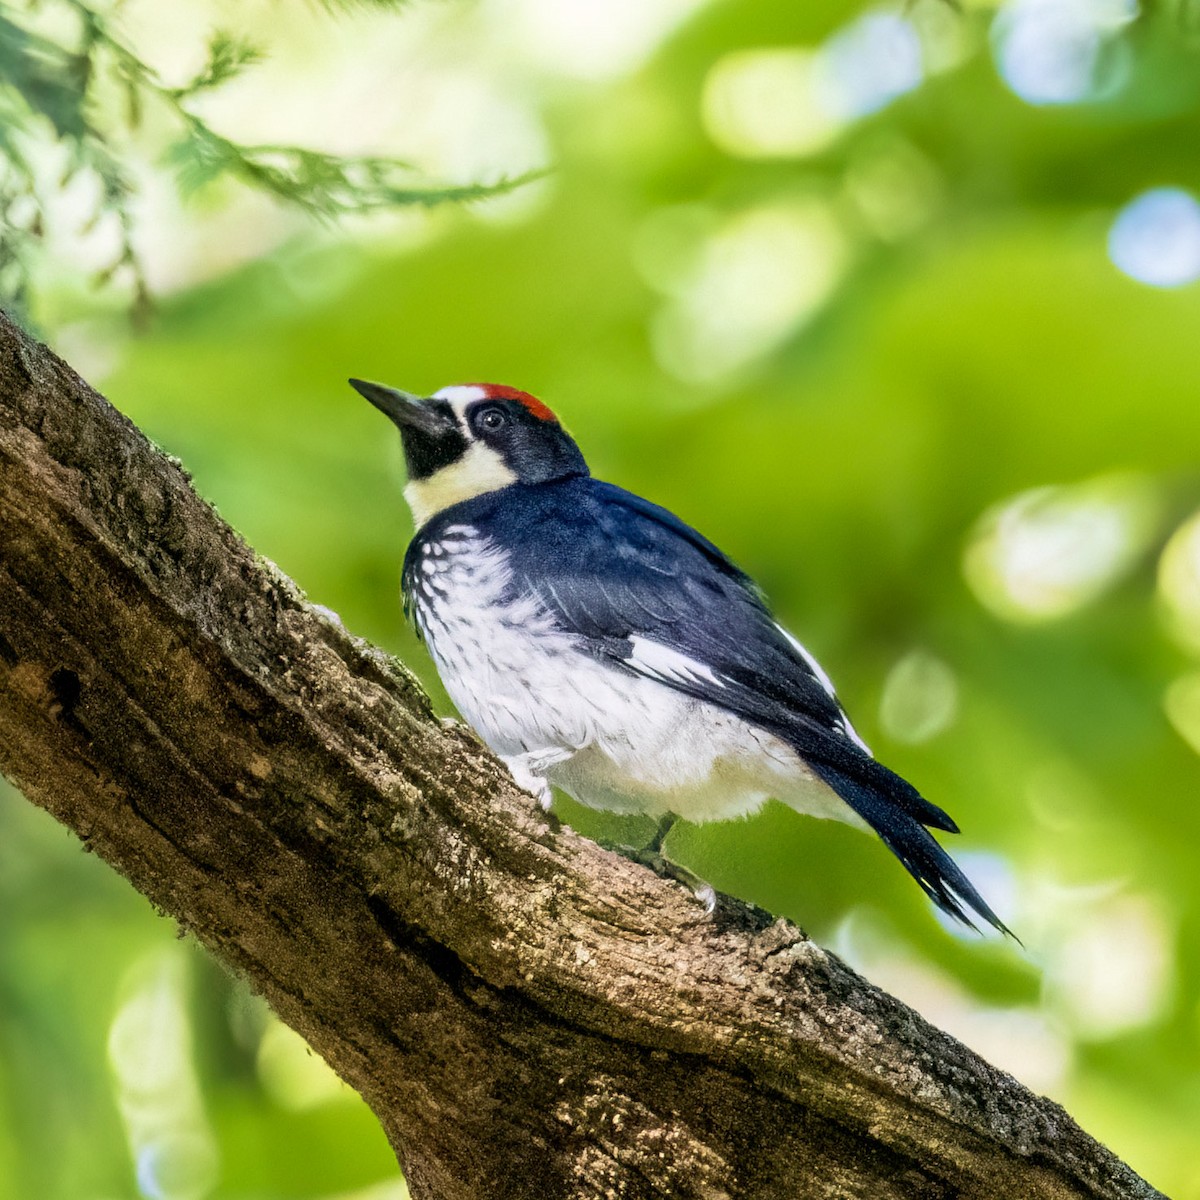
[0,310,1162,1200]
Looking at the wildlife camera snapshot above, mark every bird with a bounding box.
[350,376,1009,934]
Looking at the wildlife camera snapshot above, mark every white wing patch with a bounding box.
[838,715,872,755]
[776,624,837,698]
[627,635,726,690]
[776,623,872,755]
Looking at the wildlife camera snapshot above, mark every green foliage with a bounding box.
[0,0,524,318]
[315,0,414,10]
[169,31,263,98]
[164,120,536,216]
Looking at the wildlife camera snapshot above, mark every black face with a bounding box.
[400,399,468,480]
[462,399,588,485]
[348,380,467,481]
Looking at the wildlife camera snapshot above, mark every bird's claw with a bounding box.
[601,840,717,914]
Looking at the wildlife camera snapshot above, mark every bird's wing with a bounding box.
[510,481,843,727]
[487,478,1008,934]
[501,479,957,833]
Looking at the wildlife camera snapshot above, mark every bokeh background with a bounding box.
[3,0,1200,1196]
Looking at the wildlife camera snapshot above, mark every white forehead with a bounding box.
[431,384,487,418]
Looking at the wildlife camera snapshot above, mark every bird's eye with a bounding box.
[477,407,508,433]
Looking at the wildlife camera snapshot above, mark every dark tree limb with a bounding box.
[0,310,1162,1200]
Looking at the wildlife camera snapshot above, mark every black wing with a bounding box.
[491,478,1008,934]
[510,483,847,729]
[496,480,950,820]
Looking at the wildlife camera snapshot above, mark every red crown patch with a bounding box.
[471,383,558,425]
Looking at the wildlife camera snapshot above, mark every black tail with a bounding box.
[811,760,1013,937]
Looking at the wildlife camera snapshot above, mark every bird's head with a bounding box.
[351,379,588,527]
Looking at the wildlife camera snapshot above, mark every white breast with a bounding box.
[410,526,579,753]
[410,527,862,827]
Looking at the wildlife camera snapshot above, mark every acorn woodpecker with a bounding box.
[351,377,1008,933]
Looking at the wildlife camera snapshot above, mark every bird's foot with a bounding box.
[641,853,717,914]
[601,834,717,914]
[502,748,571,812]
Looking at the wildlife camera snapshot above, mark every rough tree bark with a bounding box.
[0,310,1163,1200]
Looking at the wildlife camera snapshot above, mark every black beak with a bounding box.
[349,378,457,437]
